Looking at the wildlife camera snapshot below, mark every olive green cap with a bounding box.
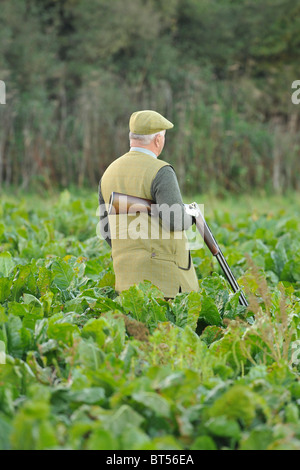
[129,110,174,135]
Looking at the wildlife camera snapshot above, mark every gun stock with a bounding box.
[109,191,153,215]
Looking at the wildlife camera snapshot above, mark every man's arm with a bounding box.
[151,165,194,231]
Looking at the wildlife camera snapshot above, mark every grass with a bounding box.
[187,190,300,218]
[1,184,300,215]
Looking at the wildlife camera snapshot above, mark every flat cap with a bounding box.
[129,110,174,135]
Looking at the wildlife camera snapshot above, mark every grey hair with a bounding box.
[129,130,165,145]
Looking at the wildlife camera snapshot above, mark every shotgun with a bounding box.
[108,191,248,307]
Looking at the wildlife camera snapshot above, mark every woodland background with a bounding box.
[0,0,299,195]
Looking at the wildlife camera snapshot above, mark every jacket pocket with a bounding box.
[150,250,176,263]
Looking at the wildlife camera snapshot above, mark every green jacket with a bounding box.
[100,150,199,298]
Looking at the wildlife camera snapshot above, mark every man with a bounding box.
[98,110,199,298]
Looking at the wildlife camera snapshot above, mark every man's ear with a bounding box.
[154,134,161,148]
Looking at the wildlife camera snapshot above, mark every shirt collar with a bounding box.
[130,147,157,159]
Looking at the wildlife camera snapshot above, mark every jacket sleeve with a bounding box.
[150,165,194,232]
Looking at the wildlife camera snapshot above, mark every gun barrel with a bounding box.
[194,214,219,256]
[216,252,248,307]
[195,209,248,307]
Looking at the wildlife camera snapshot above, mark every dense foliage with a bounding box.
[0,0,300,193]
[1,190,300,450]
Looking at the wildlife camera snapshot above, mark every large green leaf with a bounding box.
[190,435,217,450]
[198,293,222,326]
[132,391,171,418]
[0,277,12,303]
[239,427,274,450]
[119,286,146,321]
[0,416,12,450]
[0,253,15,278]
[86,428,117,451]
[205,416,241,441]
[47,314,80,346]
[108,405,145,437]
[10,400,57,450]
[51,259,74,290]
[11,265,38,301]
[207,385,267,427]
[5,316,32,358]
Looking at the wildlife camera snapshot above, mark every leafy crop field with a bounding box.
[0,190,300,450]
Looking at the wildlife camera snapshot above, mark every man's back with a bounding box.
[98,110,199,298]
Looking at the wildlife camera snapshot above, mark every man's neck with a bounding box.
[130,146,157,159]
[130,141,158,157]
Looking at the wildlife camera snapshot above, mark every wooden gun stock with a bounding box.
[108,191,248,307]
[108,191,154,215]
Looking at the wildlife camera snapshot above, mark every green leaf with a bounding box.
[51,259,74,290]
[239,426,274,450]
[68,387,106,405]
[0,252,15,277]
[0,222,5,239]
[23,293,42,306]
[190,435,217,450]
[171,292,205,330]
[0,416,12,450]
[0,277,12,303]
[205,416,241,440]
[119,424,150,450]
[81,318,109,348]
[40,291,54,316]
[37,266,53,296]
[280,255,300,282]
[0,305,7,325]
[47,314,80,346]
[109,405,145,437]
[97,272,115,287]
[198,293,222,326]
[120,286,146,321]
[132,391,171,418]
[11,265,37,301]
[207,385,264,427]
[6,301,28,318]
[74,338,105,369]
[93,296,123,312]
[186,292,204,330]
[200,325,223,346]
[86,428,117,450]
[11,400,57,450]
[5,316,32,358]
